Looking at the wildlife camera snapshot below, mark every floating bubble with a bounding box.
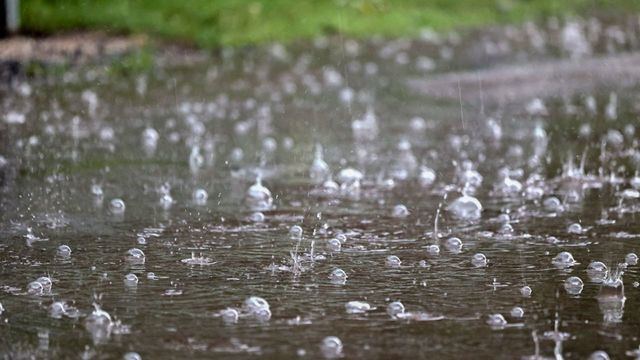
[445,237,463,253]
[109,198,126,215]
[427,245,440,255]
[387,301,405,317]
[192,188,208,204]
[124,273,139,286]
[146,272,158,280]
[84,304,113,344]
[543,197,563,212]
[625,253,638,266]
[36,276,52,293]
[320,336,343,359]
[510,306,524,318]
[329,268,348,283]
[345,301,371,314]
[244,296,270,314]
[567,223,583,234]
[552,251,577,268]
[289,225,303,239]
[123,352,142,360]
[588,350,610,360]
[386,255,402,267]
[487,314,507,328]
[57,245,72,257]
[587,261,608,282]
[125,248,145,264]
[447,194,482,220]
[472,253,488,268]
[564,276,584,295]
[27,281,44,296]
[392,204,409,218]
[49,301,66,319]
[327,238,341,252]
[248,212,265,222]
[220,308,239,324]
[520,286,532,297]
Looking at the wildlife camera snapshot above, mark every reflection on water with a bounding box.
[2,14,640,359]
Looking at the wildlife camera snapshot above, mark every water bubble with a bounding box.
[248,212,265,223]
[567,223,583,234]
[244,296,271,321]
[136,236,147,245]
[245,171,274,203]
[552,251,577,268]
[472,253,488,268]
[543,197,563,212]
[387,301,405,317]
[445,237,463,253]
[49,301,66,319]
[192,188,208,204]
[487,313,507,328]
[109,198,126,215]
[57,244,72,257]
[386,255,402,267]
[426,245,440,255]
[327,238,341,252]
[520,286,532,297]
[329,268,348,283]
[418,165,437,187]
[510,306,524,318]
[124,273,139,286]
[27,281,44,296]
[36,276,52,293]
[336,167,363,185]
[587,261,608,282]
[625,253,638,266]
[320,336,343,359]
[84,304,113,344]
[564,276,584,295]
[345,301,371,314]
[447,194,483,220]
[588,350,610,360]
[220,308,239,324]
[125,248,146,264]
[392,204,409,218]
[123,352,142,360]
[146,272,158,280]
[289,225,303,239]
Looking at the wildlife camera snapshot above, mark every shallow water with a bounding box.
[1,16,640,359]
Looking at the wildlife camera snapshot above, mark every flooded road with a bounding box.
[1,16,640,359]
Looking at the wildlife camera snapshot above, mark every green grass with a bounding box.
[20,0,640,48]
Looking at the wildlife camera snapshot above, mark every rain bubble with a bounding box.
[447,194,482,220]
[289,225,303,239]
[123,352,142,360]
[109,198,126,215]
[520,286,532,297]
[345,301,371,314]
[427,245,440,255]
[125,248,145,264]
[387,301,405,317]
[567,223,583,234]
[327,238,341,252]
[220,308,239,324]
[320,336,343,359]
[543,197,563,212]
[510,306,524,318]
[587,261,608,282]
[27,281,44,296]
[36,276,52,293]
[57,245,72,257]
[625,253,638,266]
[472,253,488,268]
[192,188,208,204]
[588,350,610,360]
[329,268,348,283]
[487,314,507,328]
[244,296,270,314]
[386,255,402,267]
[552,251,577,268]
[564,276,584,295]
[248,212,265,222]
[124,273,139,286]
[49,301,66,319]
[392,204,409,218]
[445,237,463,253]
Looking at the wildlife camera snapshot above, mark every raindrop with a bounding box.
[245,177,273,210]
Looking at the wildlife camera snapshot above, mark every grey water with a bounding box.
[2,16,640,359]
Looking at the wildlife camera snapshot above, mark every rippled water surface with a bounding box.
[2,16,640,359]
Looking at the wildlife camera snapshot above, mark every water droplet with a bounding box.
[245,177,273,210]
[124,273,139,286]
[445,237,463,253]
[510,306,524,318]
[587,261,608,283]
[520,286,532,297]
[125,248,145,264]
[392,204,409,218]
[329,268,348,284]
[625,253,638,266]
[427,245,440,255]
[447,194,482,220]
[564,276,584,295]
[487,314,507,328]
[27,281,44,296]
[248,212,265,222]
[472,253,488,268]
[192,188,208,205]
[327,238,341,252]
[588,350,610,360]
[552,251,577,268]
[386,255,402,267]
[345,301,371,314]
[109,198,126,215]
[220,308,239,324]
[57,244,72,257]
[320,336,343,359]
[289,225,303,239]
[387,301,405,317]
[123,352,142,360]
[567,223,583,234]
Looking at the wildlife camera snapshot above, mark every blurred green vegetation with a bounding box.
[21,0,640,48]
